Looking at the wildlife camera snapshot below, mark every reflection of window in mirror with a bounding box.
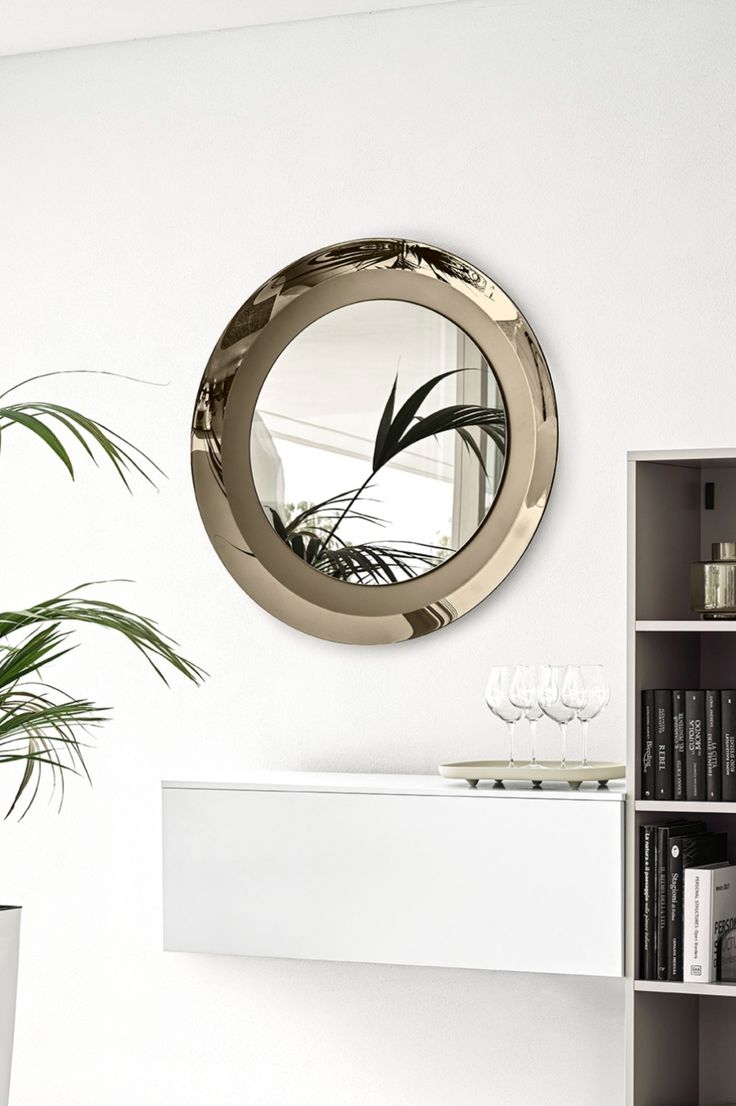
[451,331,503,550]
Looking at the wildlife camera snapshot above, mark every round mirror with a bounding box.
[192,238,557,643]
[251,300,507,585]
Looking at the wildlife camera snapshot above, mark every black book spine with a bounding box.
[656,825,670,980]
[670,832,729,980]
[722,690,736,802]
[667,839,684,981]
[654,690,673,801]
[685,690,706,801]
[706,690,722,802]
[673,690,686,801]
[640,825,655,980]
[656,821,706,981]
[641,690,655,800]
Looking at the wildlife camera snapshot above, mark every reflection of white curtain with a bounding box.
[251,411,285,517]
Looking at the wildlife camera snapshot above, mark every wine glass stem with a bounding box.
[582,719,589,767]
[508,720,516,768]
[530,718,538,766]
[560,721,568,768]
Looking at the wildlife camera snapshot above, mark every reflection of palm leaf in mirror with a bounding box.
[317,541,447,584]
[267,498,449,585]
[372,368,505,472]
[313,368,506,563]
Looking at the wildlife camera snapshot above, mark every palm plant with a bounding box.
[0,373,204,817]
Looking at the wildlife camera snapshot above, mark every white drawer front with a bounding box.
[162,787,623,977]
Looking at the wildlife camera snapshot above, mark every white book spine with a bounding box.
[711,869,736,974]
[684,868,715,982]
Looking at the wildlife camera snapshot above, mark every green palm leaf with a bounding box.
[0,685,105,818]
[0,400,162,489]
[0,583,206,686]
[0,625,76,689]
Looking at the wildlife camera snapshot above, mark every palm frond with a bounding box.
[372,370,506,472]
[0,684,106,818]
[267,501,449,584]
[315,540,449,584]
[0,624,76,691]
[282,491,386,536]
[0,400,163,489]
[0,583,206,686]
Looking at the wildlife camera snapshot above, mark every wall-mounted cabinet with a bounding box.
[628,449,736,1106]
[162,774,624,977]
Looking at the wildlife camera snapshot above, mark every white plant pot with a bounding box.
[0,908,20,1106]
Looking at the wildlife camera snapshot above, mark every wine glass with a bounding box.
[508,665,544,767]
[485,666,523,767]
[577,666,610,766]
[538,665,576,768]
[560,666,589,765]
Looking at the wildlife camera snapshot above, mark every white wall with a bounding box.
[1,0,734,1102]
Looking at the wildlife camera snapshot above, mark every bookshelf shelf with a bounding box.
[635,800,736,814]
[627,448,736,1106]
[636,620,736,632]
[634,980,736,998]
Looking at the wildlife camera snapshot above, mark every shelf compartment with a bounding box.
[633,454,736,623]
[632,989,736,1106]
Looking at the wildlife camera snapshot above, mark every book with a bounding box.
[654,689,673,801]
[667,831,727,980]
[723,690,736,802]
[640,824,656,980]
[641,690,655,800]
[672,690,686,801]
[685,690,706,801]
[655,820,705,981]
[684,862,736,982]
[705,690,722,802]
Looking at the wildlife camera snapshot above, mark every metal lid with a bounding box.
[712,542,736,560]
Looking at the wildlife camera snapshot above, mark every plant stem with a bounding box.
[313,473,375,558]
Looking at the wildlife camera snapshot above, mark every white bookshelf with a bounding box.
[627,448,736,1106]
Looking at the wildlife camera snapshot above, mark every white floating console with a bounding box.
[162,774,624,977]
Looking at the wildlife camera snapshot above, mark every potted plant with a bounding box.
[0,374,203,1105]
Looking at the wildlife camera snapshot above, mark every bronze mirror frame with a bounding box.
[191,238,558,644]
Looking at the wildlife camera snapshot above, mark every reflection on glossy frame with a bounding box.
[192,238,557,643]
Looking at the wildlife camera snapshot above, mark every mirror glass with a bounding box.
[250,300,507,585]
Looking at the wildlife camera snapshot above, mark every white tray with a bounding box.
[438,760,625,789]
